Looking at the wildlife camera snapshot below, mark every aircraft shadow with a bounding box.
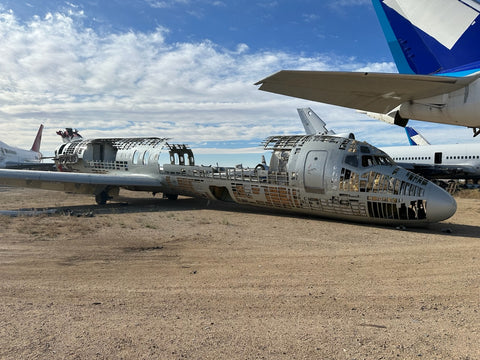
[2,195,479,239]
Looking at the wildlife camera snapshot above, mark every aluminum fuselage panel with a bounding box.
[0,135,456,225]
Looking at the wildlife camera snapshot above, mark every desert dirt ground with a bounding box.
[0,187,478,360]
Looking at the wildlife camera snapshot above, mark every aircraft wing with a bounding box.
[255,71,474,114]
[0,169,163,192]
[6,162,57,171]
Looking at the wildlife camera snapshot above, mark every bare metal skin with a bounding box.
[0,134,456,225]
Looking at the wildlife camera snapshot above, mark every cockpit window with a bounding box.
[360,145,370,154]
[362,155,374,167]
[362,155,394,167]
[344,155,358,167]
[376,156,394,166]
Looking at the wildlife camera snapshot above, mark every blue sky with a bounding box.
[0,0,476,166]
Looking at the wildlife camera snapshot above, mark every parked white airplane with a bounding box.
[0,116,456,225]
[256,0,480,137]
[382,127,480,180]
[0,125,43,168]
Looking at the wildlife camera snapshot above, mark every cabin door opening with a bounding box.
[93,144,104,161]
[434,152,442,164]
[304,150,327,193]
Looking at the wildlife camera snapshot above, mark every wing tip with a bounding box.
[254,70,284,86]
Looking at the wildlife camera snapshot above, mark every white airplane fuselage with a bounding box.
[18,135,453,225]
[0,140,42,168]
[382,142,480,180]
[394,75,480,128]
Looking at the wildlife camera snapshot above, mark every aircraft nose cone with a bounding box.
[425,183,457,222]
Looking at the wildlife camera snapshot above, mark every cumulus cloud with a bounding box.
[0,8,469,164]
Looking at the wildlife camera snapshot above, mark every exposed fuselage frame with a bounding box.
[23,134,454,225]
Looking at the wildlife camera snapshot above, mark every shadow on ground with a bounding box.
[1,194,478,239]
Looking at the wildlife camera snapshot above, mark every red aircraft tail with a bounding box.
[30,124,43,152]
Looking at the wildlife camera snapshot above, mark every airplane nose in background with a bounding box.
[426,183,457,222]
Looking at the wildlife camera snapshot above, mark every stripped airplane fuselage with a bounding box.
[18,135,455,225]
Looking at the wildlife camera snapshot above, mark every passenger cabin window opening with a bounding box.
[167,144,195,167]
[143,151,150,165]
[157,151,170,170]
[170,153,183,165]
[133,150,140,165]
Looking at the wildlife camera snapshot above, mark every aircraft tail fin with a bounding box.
[30,124,43,152]
[405,126,430,146]
[373,0,480,75]
[297,108,332,135]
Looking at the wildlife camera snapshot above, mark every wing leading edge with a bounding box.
[0,169,162,193]
[255,70,474,114]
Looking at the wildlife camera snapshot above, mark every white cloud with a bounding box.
[326,0,372,14]
[146,0,190,9]
[331,0,371,6]
[0,8,471,165]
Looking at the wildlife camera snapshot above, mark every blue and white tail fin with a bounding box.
[405,126,430,146]
[373,0,480,75]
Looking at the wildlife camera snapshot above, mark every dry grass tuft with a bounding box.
[454,189,480,199]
